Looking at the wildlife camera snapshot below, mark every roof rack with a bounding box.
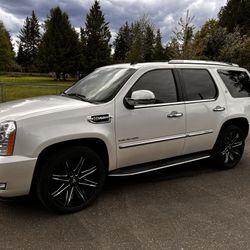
[168,60,239,67]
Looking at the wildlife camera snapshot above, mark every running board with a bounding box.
[109,152,211,177]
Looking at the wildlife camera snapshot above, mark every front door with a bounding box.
[115,69,186,168]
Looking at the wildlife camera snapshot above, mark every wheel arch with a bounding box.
[219,117,249,139]
[30,138,109,195]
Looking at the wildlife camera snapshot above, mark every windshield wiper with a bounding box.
[62,92,91,102]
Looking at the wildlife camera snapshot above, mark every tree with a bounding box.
[17,11,40,71]
[165,38,181,60]
[127,16,155,63]
[193,18,245,64]
[0,21,15,71]
[239,37,250,70]
[79,28,87,76]
[143,26,155,62]
[153,29,165,61]
[219,0,250,35]
[173,10,195,59]
[113,22,131,62]
[38,7,80,79]
[127,21,144,63]
[218,30,244,64]
[193,19,221,59]
[82,0,111,73]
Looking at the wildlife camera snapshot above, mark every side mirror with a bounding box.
[125,90,156,107]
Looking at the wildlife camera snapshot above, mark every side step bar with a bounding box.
[109,153,211,177]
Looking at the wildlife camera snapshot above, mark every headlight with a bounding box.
[0,121,16,156]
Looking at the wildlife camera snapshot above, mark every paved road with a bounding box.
[1,141,250,250]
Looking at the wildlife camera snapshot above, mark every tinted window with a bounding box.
[218,70,250,98]
[131,70,178,103]
[181,69,217,101]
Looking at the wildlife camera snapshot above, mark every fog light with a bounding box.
[0,183,6,190]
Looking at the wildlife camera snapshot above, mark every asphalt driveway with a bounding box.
[1,140,250,250]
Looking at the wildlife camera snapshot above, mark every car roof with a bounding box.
[100,60,246,71]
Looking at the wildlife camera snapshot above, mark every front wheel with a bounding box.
[212,125,245,169]
[36,146,106,213]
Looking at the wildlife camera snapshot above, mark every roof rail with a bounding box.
[168,60,239,67]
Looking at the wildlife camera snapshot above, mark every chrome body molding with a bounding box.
[119,134,186,149]
[134,99,216,109]
[184,99,216,104]
[187,129,214,137]
[119,129,214,149]
[134,102,185,109]
[109,155,211,177]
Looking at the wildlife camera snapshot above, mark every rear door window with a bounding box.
[180,69,217,101]
[218,70,250,98]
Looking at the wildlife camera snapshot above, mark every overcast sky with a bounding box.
[0,0,227,51]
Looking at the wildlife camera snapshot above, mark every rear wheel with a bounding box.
[36,146,105,213]
[212,125,245,169]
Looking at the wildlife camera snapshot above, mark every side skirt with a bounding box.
[109,152,211,177]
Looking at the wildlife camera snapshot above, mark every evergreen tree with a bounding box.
[82,0,111,73]
[239,37,250,70]
[113,22,131,62]
[153,29,165,61]
[202,27,228,60]
[173,10,195,59]
[165,38,181,60]
[79,28,87,76]
[193,18,244,63]
[127,16,155,63]
[0,21,15,71]
[219,0,250,35]
[193,19,219,59]
[218,30,244,63]
[17,11,40,71]
[143,26,155,62]
[127,22,144,63]
[38,7,80,79]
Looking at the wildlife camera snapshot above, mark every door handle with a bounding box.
[167,111,183,118]
[213,106,225,112]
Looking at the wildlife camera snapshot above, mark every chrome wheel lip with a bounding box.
[49,156,99,208]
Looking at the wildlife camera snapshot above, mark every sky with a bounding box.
[0,0,227,52]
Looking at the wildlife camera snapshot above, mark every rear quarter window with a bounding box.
[218,70,250,98]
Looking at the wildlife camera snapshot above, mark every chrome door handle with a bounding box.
[167,111,183,118]
[213,106,225,112]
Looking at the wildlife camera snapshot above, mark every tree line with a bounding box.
[0,0,250,79]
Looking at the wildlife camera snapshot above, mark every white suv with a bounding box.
[0,60,249,213]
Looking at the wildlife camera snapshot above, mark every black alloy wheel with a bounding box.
[212,125,245,169]
[37,146,105,213]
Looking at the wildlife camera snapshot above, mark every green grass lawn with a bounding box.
[0,75,76,102]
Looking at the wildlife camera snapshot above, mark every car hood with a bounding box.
[0,95,94,121]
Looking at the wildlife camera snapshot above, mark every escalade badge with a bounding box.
[87,114,112,124]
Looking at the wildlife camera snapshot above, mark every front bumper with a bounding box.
[0,156,37,197]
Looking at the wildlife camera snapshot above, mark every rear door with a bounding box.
[178,68,227,155]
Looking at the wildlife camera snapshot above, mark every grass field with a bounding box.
[0,75,76,102]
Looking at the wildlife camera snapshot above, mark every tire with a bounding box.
[212,125,245,169]
[36,146,106,213]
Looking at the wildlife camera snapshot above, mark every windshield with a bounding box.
[64,67,136,103]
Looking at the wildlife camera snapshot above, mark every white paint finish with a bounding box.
[0,62,249,197]
[0,156,36,197]
[13,98,117,171]
[0,95,94,121]
[115,102,186,168]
